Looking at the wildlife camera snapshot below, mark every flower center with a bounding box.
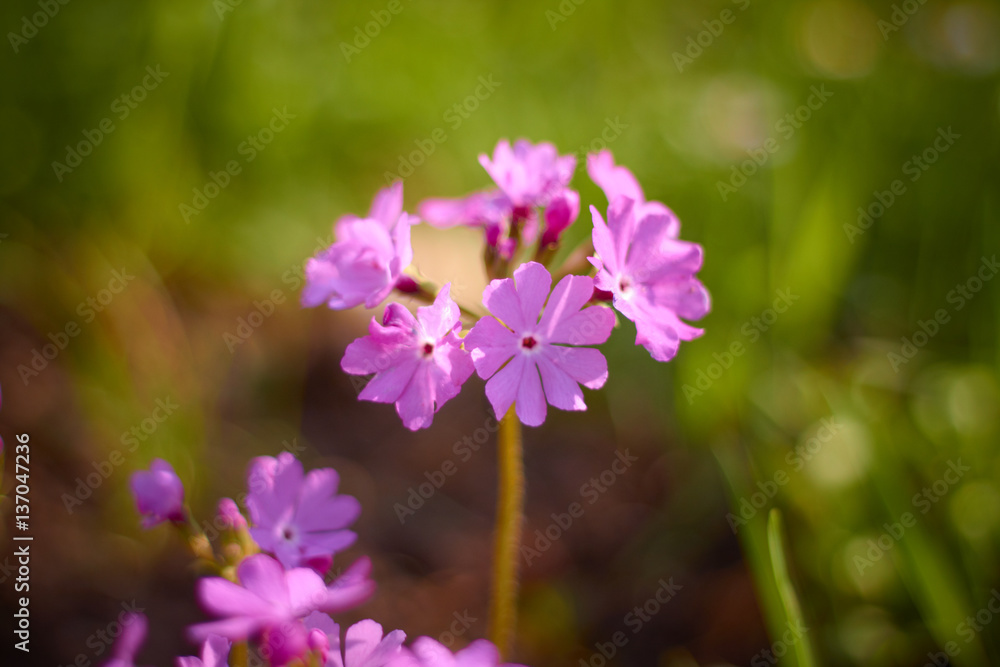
[421,342,435,357]
[282,526,297,542]
[520,335,538,350]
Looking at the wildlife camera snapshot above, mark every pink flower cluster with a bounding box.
[122,455,526,667]
[305,141,710,430]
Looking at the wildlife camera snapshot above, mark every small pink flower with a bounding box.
[175,635,231,667]
[129,459,185,529]
[102,613,150,667]
[341,284,474,431]
[391,637,527,667]
[246,453,360,570]
[590,198,709,362]
[464,262,615,426]
[479,139,575,209]
[188,554,374,644]
[418,140,578,258]
[304,182,414,310]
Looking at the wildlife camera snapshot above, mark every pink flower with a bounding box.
[188,554,375,644]
[418,140,578,258]
[176,636,231,667]
[464,262,615,426]
[304,613,407,667]
[246,453,361,570]
[418,191,518,257]
[587,150,680,233]
[479,139,575,208]
[216,497,247,530]
[129,459,185,529]
[341,284,474,431]
[539,189,580,247]
[589,198,710,362]
[102,613,150,667]
[303,182,414,310]
[391,638,527,667]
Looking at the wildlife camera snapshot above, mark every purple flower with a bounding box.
[303,182,414,310]
[464,262,615,426]
[246,453,361,570]
[129,459,185,529]
[176,636,231,667]
[479,139,575,209]
[587,150,680,233]
[589,198,710,362]
[188,554,375,644]
[304,613,407,667]
[102,613,149,667]
[341,284,475,431]
[392,638,527,667]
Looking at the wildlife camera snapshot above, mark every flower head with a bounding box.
[102,613,149,667]
[341,284,474,431]
[246,453,361,570]
[175,636,231,667]
[587,150,680,233]
[590,198,709,362]
[188,554,374,644]
[464,262,615,426]
[394,637,527,667]
[129,459,185,529]
[304,613,406,667]
[479,139,575,209]
[304,182,414,310]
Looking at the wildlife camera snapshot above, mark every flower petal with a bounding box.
[512,261,551,327]
[515,359,546,427]
[484,353,526,420]
[547,346,608,390]
[536,355,586,412]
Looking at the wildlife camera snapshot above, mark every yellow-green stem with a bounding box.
[488,406,524,658]
[231,641,248,667]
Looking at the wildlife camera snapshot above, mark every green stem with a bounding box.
[488,406,524,658]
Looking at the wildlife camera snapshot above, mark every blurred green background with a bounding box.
[1,0,999,665]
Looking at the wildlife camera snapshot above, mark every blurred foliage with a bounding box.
[1,0,999,666]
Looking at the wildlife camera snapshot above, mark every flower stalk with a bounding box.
[488,405,525,658]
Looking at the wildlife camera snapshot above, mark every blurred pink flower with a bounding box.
[102,613,150,667]
[589,198,709,362]
[175,635,231,667]
[303,182,415,310]
[341,284,474,431]
[246,453,360,570]
[479,139,575,209]
[216,497,247,530]
[464,262,614,426]
[391,637,527,667]
[188,554,374,644]
[305,613,407,667]
[129,459,185,529]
